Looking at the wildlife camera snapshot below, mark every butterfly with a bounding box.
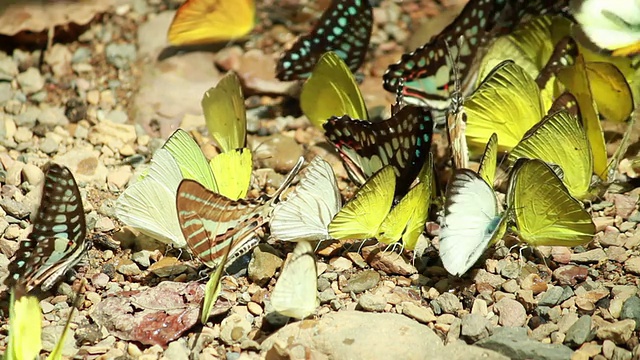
[382,0,568,109]
[570,0,640,56]
[270,157,342,242]
[323,104,434,196]
[202,71,247,153]
[167,0,256,46]
[176,157,304,269]
[300,51,369,128]
[329,155,434,250]
[5,163,91,293]
[275,0,373,81]
[270,240,319,319]
[508,109,594,200]
[508,158,595,247]
[464,60,545,152]
[439,134,507,276]
[444,39,470,171]
[116,130,253,247]
[6,291,41,360]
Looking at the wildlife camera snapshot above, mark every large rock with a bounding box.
[476,327,574,360]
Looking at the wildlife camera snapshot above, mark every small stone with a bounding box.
[131,250,151,268]
[460,313,490,342]
[620,296,640,330]
[624,257,640,275]
[247,302,262,316]
[436,292,462,314]
[4,225,22,240]
[471,298,488,316]
[401,302,435,323]
[248,245,283,286]
[342,270,380,294]
[117,259,142,276]
[539,286,565,306]
[596,319,636,344]
[106,109,128,124]
[531,323,559,341]
[21,163,44,185]
[476,327,574,360]
[105,43,137,69]
[163,339,189,360]
[558,313,580,333]
[494,298,527,327]
[107,166,132,189]
[0,56,18,80]
[366,249,417,275]
[602,340,616,359]
[148,257,188,277]
[220,314,251,345]
[605,246,628,263]
[91,273,110,288]
[358,294,386,312]
[329,257,353,271]
[472,269,505,288]
[612,347,633,360]
[13,126,33,143]
[564,315,593,347]
[94,217,115,232]
[318,288,336,304]
[501,279,519,293]
[553,265,589,286]
[571,248,607,263]
[37,106,68,127]
[39,136,58,154]
[16,67,44,94]
[520,273,548,294]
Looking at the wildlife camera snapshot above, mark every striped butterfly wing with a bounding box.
[5,163,90,292]
[323,105,434,196]
[176,180,265,269]
[276,0,373,81]
[383,0,568,109]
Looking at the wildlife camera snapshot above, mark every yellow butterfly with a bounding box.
[299,51,368,129]
[6,291,41,360]
[465,60,545,152]
[508,110,593,200]
[377,153,434,251]
[167,0,256,46]
[328,166,395,240]
[508,158,595,247]
[202,71,247,153]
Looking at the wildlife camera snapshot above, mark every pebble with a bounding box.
[342,270,380,294]
[553,265,589,286]
[624,257,640,275]
[0,82,12,104]
[147,257,188,277]
[38,106,68,127]
[571,249,607,263]
[605,246,628,263]
[494,298,527,327]
[358,293,386,312]
[595,319,636,344]
[105,43,137,69]
[95,217,116,232]
[16,67,44,94]
[163,339,189,360]
[318,288,336,304]
[530,323,559,341]
[91,273,110,289]
[502,279,519,293]
[460,313,490,342]
[131,250,151,268]
[564,315,594,346]
[247,302,262,316]
[220,314,251,345]
[436,292,462,314]
[476,327,574,360]
[247,245,283,286]
[21,163,43,185]
[106,109,128,124]
[13,126,33,143]
[0,56,18,80]
[401,301,436,323]
[116,259,142,276]
[619,296,640,330]
[329,257,353,271]
[39,135,59,154]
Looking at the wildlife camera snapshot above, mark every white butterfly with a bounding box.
[571,0,640,54]
[270,240,319,319]
[116,148,187,247]
[438,170,507,276]
[270,157,341,242]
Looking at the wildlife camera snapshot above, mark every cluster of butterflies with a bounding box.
[4,0,640,333]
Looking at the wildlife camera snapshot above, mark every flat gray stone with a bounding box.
[476,327,574,360]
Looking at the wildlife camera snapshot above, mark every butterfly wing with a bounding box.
[270,157,342,242]
[324,105,434,195]
[270,240,319,319]
[276,0,373,81]
[377,154,433,250]
[300,51,368,128]
[328,166,395,240]
[202,72,247,153]
[6,164,90,292]
[439,169,505,276]
[209,148,252,200]
[477,133,498,188]
[508,159,595,247]
[509,110,593,200]
[163,129,218,192]
[167,0,256,45]
[465,60,545,152]
[116,149,187,247]
[7,292,42,360]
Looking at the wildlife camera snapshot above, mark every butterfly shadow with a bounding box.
[157,40,248,62]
